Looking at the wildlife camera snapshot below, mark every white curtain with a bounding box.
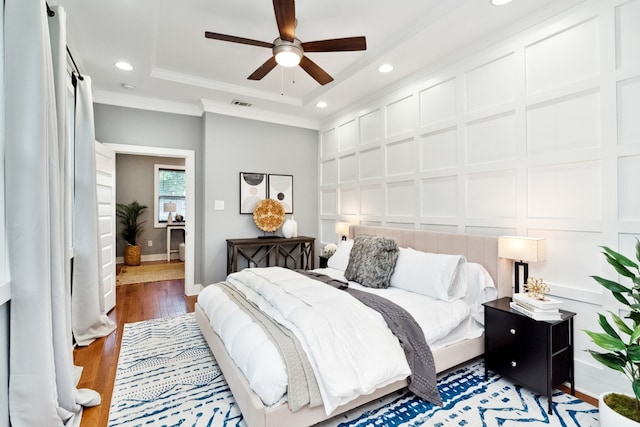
[5,2,101,425]
[71,76,117,345]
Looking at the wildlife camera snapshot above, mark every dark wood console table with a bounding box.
[226,236,315,274]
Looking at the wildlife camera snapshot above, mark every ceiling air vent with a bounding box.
[231,99,252,107]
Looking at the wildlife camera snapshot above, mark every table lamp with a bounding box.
[164,202,177,225]
[498,236,547,293]
[335,222,350,241]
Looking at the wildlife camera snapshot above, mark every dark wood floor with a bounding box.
[74,263,196,427]
[73,268,597,427]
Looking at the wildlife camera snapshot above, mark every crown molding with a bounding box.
[151,67,302,106]
[92,90,320,129]
[200,99,320,130]
[93,90,202,116]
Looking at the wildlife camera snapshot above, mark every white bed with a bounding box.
[195,226,512,427]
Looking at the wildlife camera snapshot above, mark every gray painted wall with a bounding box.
[202,113,318,284]
[94,104,319,287]
[94,104,203,284]
[115,154,185,257]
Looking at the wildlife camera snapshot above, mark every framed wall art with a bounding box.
[239,172,267,214]
[268,174,293,214]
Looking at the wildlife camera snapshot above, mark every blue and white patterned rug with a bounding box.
[108,313,243,426]
[108,313,599,427]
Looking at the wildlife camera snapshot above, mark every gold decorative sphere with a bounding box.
[253,199,285,232]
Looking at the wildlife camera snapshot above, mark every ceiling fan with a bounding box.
[204,0,367,85]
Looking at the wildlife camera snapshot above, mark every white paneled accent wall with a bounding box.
[618,76,640,144]
[339,154,357,183]
[466,54,516,113]
[420,129,457,171]
[619,155,640,219]
[420,79,456,127]
[466,113,517,163]
[616,0,640,69]
[319,0,640,399]
[360,147,383,179]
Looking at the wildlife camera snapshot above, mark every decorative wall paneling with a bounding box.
[618,76,640,145]
[318,0,640,399]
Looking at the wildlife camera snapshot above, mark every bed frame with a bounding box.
[195,226,512,427]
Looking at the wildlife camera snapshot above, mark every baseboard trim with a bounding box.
[116,253,182,264]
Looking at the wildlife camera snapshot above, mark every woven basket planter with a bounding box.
[124,244,141,266]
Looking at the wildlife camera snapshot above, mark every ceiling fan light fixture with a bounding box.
[275,50,301,67]
[273,39,303,67]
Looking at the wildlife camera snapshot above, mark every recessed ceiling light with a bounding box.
[115,61,133,71]
[491,0,512,5]
[316,101,328,108]
[121,83,136,90]
[378,64,393,73]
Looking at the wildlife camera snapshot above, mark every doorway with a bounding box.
[105,143,198,296]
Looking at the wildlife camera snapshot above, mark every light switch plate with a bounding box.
[214,200,225,210]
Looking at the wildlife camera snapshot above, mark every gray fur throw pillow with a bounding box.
[344,235,399,288]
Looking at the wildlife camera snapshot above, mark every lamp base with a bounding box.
[514,261,528,294]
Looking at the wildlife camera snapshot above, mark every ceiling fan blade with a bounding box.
[273,0,296,42]
[205,31,273,49]
[301,36,367,52]
[248,56,278,80]
[299,56,333,85]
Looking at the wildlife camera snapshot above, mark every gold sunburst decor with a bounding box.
[524,277,550,300]
[253,198,285,232]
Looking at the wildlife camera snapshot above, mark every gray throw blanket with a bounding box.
[216,282,322,411]
[297,270,443,407]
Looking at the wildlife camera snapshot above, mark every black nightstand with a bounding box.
[319,255,330,268]
[483,297,576,414]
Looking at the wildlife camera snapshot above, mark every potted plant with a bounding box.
[584,240,640,426]
[116,200,147,266]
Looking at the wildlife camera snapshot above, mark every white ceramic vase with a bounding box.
[599,392,640,427]
[282,216,298,238]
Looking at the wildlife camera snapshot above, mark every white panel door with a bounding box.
[95,141,116,312]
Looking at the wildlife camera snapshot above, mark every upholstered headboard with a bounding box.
[349,225,512,298]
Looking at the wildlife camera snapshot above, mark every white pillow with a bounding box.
[390,247,467,301]
[463,262,498,324]
[326,239,354,272]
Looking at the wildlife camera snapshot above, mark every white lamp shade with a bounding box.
[335,222,350,237]
[163,202,177,213]
[498,236,546,262]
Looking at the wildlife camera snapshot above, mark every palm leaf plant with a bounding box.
[584,240,640,422]
[116,200,147,246]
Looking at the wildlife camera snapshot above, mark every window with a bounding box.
[154,164,186,227]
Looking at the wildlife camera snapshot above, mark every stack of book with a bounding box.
[510,293,563,321]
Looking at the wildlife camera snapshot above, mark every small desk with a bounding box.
[226,236,315,274]
[166,224,185,262]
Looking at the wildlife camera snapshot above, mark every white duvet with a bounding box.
[197,267,479,415]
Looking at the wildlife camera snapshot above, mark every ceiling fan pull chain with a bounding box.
[281,67,285,96]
